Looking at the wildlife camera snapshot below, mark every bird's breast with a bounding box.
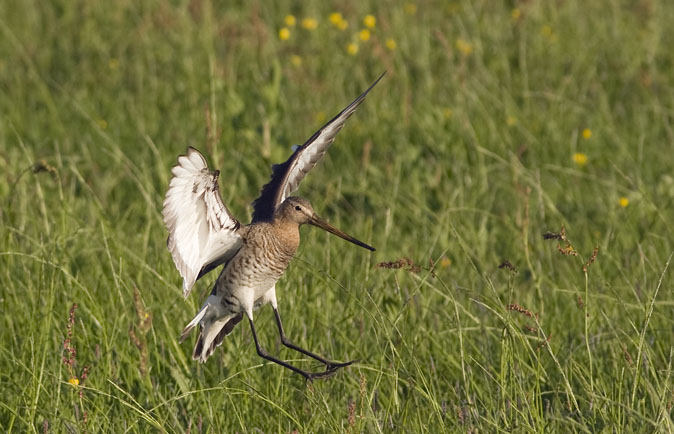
[220,223,299,291]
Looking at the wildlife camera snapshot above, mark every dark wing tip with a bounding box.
[251,73,386,222]
[371,71,387,88]
[332,71,386,120]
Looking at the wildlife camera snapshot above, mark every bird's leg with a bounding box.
[272,307,356,372]
[247,317,337,381]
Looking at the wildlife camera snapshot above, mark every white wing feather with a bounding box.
[280,117,348,202]
[162,147,243,298]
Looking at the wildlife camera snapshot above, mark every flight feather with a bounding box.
[162,147,243,298]
[251,72,385,222]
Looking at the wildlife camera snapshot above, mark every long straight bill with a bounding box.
[309,215,375,251]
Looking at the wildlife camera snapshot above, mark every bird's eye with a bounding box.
[295,206,302,211]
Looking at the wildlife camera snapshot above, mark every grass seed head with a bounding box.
[62,304,78,369]
[622,345,633,367]
[130,287,152,377]
[32,159,58,178]
[498,260,517,273]
[536,334,552,350]
[508,303,538,320]
[543,225,567,241]
[376,257,421,273]
[582,246,599,272]
[347,398,356,428]
[558,243,578,256]
[545,225,579,256]
[543,231,563,240]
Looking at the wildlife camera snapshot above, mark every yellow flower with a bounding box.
[359,29,371,41]
[455,38,473,56]
[385,38,397,51]
[96,119,108,130]
[619,197,629,207]
[329,12,343,25]
[443,108,453,119]
[290,55,302,66]
[511,8,521,21]
[68,378,80,386]
[279,27,291,40]
[541,25,558,42]
[363,15,376,29]
[506,116,517,126]
[329,12,348,30]
[301,18,318,30]
[108,58,119,70]
[404,3,417,15]
[582,128,592,139]
[346,43,359,55]
[572,152,588,167]
[284,15,296,27]
[440,257,452,268]
[315,111,327,123]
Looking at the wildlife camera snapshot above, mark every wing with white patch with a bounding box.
[162,147,243,298]
[251,72,385,222]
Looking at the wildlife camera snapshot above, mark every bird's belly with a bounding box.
[217,247,290,306]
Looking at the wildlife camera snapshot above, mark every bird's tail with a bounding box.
[180,295,244,363]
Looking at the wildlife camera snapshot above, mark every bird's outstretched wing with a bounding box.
[162,147,243,298]
[251,72,385,222]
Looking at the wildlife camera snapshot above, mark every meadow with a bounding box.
[2,0,674,432]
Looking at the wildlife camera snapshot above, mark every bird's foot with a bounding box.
[302,360,358,382]
[304,369,339,382]
[326,359,358,371]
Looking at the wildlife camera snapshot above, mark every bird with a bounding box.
[162,73,384,380]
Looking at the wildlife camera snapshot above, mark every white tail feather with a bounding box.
[195,315,235,363]
[179,294,241,363]
[179,305,208,343]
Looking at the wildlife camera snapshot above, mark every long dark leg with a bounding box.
[248,317,337,381]
[273,307,356,371]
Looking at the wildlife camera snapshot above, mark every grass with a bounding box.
[2,0,674,432]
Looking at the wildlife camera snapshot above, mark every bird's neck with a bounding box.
[271,219,301,254]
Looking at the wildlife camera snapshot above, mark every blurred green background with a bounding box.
[2,0,674,432]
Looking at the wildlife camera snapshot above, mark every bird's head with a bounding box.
[275,196,375,251]
[276,196,315,225]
